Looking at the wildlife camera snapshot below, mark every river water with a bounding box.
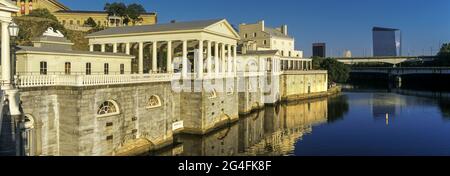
[151,86,450,156]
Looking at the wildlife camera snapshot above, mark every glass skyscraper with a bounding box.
[372,27,402,57]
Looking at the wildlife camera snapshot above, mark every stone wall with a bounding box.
[238,76,265,114]
[19,82,176,156]
[280,71,328,101]
[180,78,239,135]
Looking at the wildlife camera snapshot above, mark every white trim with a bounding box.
[96,100,121,118]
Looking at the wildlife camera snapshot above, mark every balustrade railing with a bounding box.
[17,74,173,88]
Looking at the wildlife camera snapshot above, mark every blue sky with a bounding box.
[60,0,450,57]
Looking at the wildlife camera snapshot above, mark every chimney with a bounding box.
[281,25,288,35]
[259,20,265,31]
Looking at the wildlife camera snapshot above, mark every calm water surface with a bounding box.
[152,88,450,156]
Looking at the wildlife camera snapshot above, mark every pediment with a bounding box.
[0,0,19,12]
[205,20,240,39]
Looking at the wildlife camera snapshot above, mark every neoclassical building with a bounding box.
[10,0,157,31]
[87,19,240,78]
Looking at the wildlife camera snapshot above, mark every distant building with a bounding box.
[343,50,352,58]
[238,20,303,58]
[372,27,401,56]
[11,0,157,31]
[312,43,326,58]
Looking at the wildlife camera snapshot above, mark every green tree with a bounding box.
[104,2,127,17]
[27,8,58,21]
[125,3,146,25]
[84,17,97,27]
[435,43,450,66]
[313,57,350,83]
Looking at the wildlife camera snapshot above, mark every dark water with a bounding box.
[152,87,450,156]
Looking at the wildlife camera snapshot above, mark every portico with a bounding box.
[86,19,240,79]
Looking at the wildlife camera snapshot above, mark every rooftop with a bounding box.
[87,19,225,37]
[373,27,400,31]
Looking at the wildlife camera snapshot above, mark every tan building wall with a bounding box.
[12,0,157,31]
[280,71,328,101]
[239,20,303,58]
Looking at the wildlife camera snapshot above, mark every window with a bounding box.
[147,95,162,109]
[97,100,120,117]
[244,33,248,38]
[264,40,267,45]
[253,33,257,37]
[120,64,125,74]
[77,20,80,25]
[70,20,73,25]
[104,63,109,75]
[86,63,91,75]
[40,61,47,75]
[65,62,71,75]
[281,51,284,56]
[62,20,66,25]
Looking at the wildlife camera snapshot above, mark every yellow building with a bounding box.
[11,0,157,31]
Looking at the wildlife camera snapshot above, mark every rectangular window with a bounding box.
[86,63,91,75]
[65,62,71,75]
[70,20,73,25]
[244,33,248,38]
[253,33,257,37]
[40,61,47,75]
[120,64,125,74]
[264,40,267,45]
[104,63,109,75]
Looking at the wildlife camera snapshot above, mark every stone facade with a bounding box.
[179,78,239,135]
[19,82,176,156]
[280,71,328,101]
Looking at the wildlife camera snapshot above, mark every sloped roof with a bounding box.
[264,27,292,39]
[87,19,227,37]
[48,0,70,11]
[243,50,279,56]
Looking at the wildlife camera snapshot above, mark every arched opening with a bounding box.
[97,100,120,117]
[23,114,39,156]
[147,95,162,109]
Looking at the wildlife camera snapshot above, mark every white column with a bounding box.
[113,43,118,53]
[1,21,11,89]
[101,44,106,52]
[89,44,94,52]
[233,45,237,75]
[197,40,204,79]
[301,61,304,70]
[182,40,188,78]
[138,42,144,74]
[227,44,232,75]
[152,41,158,73]
[221,43,226,74]
[206,40,212,77]
[125,43,131,55]
[167,41,172,73]
[214,42,219,76]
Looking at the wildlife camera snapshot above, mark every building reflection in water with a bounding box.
[153,95,349,156]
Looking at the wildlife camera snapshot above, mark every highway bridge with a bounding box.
[335,56,437,65]
[351,67,450,76]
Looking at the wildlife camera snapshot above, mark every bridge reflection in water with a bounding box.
[146,95,349,156]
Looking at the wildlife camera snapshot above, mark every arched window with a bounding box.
[97,100,120,117]
[147,95,162,109]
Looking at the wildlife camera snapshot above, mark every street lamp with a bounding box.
[8,22,19,85]
[8,22,24,156]
[8,22,19,37]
